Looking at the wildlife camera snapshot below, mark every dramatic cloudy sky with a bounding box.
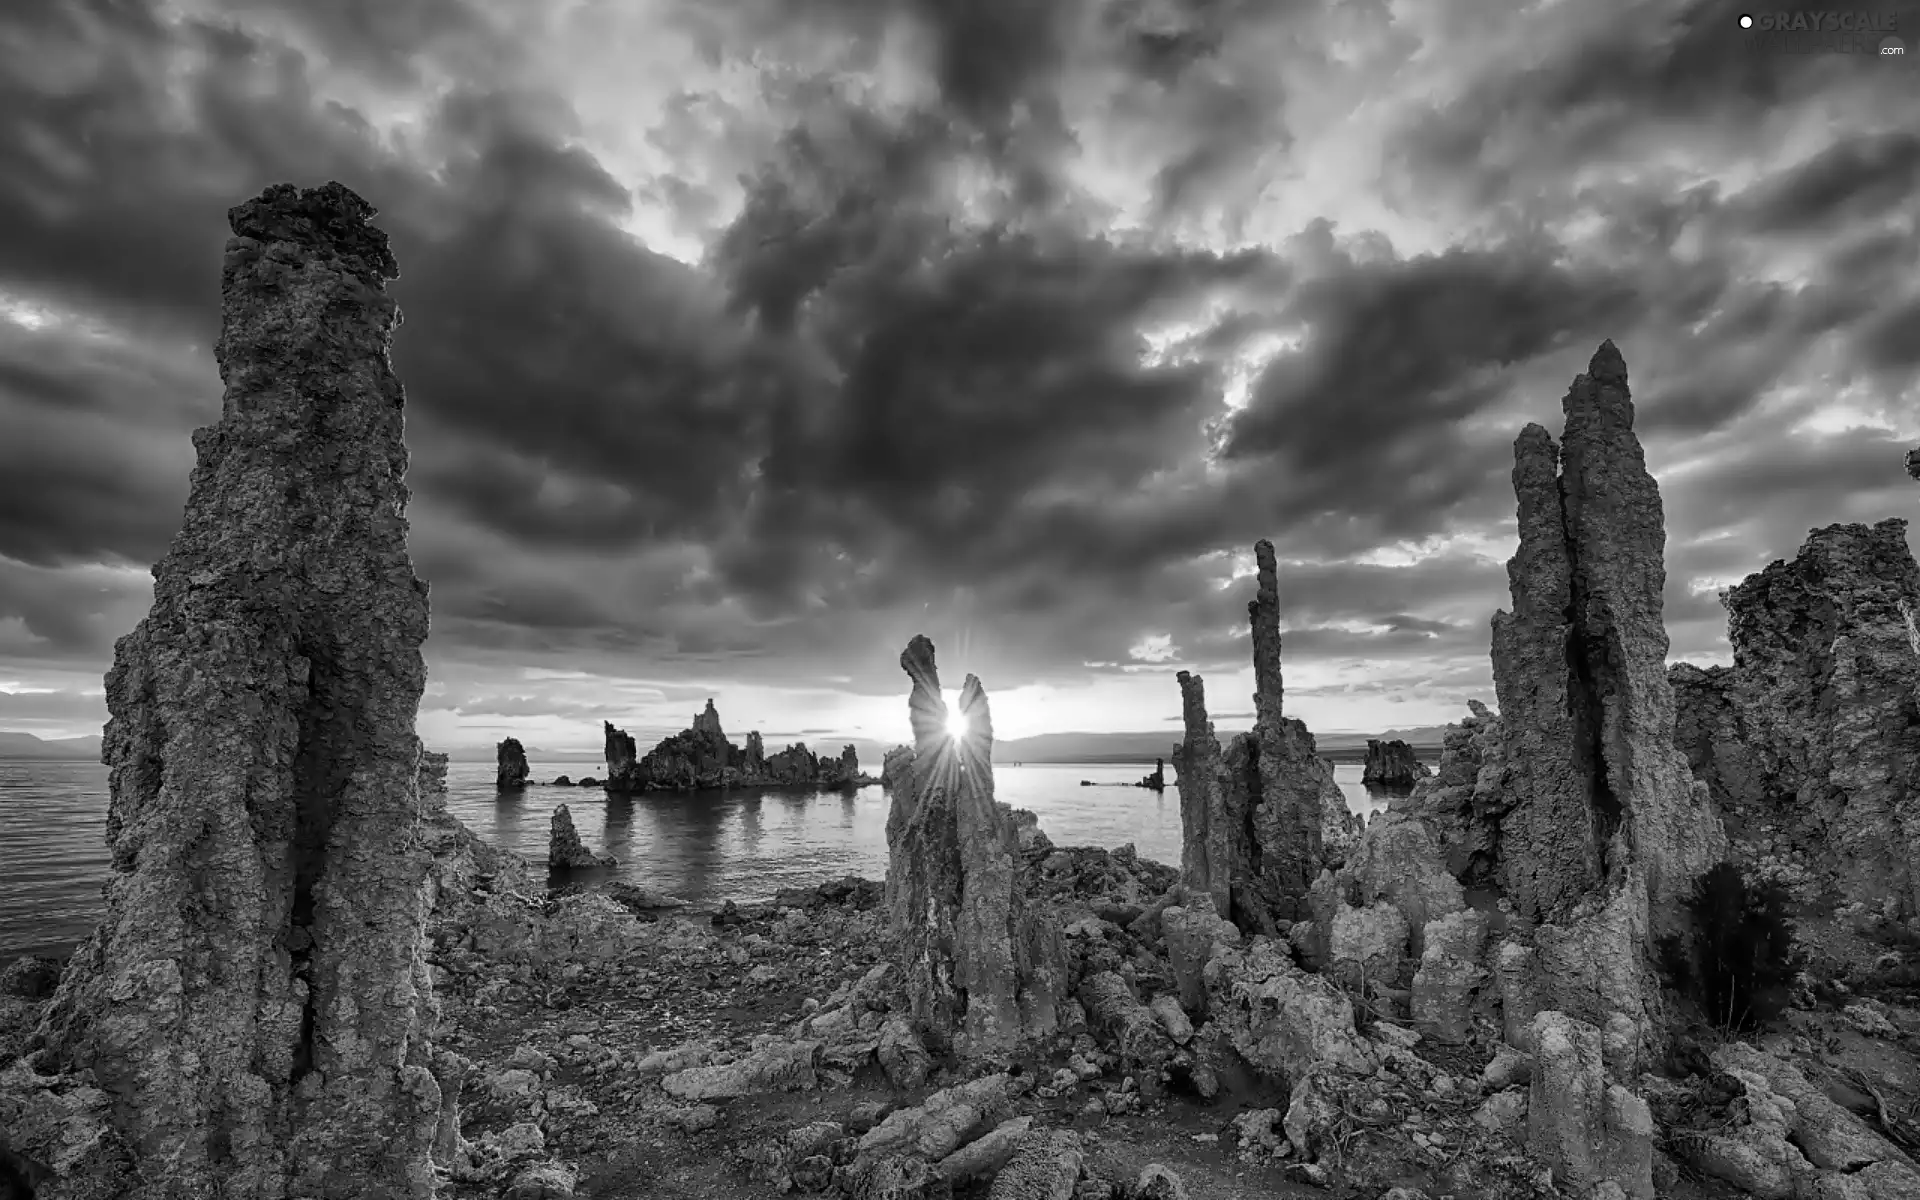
[0,0,1916,755]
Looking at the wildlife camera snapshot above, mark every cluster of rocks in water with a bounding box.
[1361,739,1432,790]
[3,185,1919,1200]
[600,702,872,793]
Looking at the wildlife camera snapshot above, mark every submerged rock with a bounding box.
[497,737,531,791]
[549,804,616,869]
[1361,739,1432,790]
[15,182,443,1199]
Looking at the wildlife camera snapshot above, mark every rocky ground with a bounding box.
[4,853,1917,1200]
[0,838,1855,1200]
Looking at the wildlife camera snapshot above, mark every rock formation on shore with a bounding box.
[1671,519,1920,918]
[1360,739,1431,790]
[496,737,530,790]
[880,743,915,790]
[1487,340,1724,943]
[884,636,1066,1055]
[1174,539,1360,931]
[5,183,448,1198]
[602,705,871,792]
[1137,758,1167,790]
[550,804,617,869]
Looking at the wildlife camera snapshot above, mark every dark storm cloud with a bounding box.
[204,0,498,88]
[1733,129,1920,235]
[690,0,1079,138]
[0,557,153,656]
[1386,0,1870,205]
[1854,294,1920,372]
[0,0,782,566]
[688,0,1313,226]
[1216,231,1644,544]
[712,165,1296,603]
[0,385,194,567]
[0,0,425,337]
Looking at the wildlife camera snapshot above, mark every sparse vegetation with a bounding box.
[1658,862,1801,1032]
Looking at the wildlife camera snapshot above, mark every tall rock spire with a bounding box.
[26,182,444,1198]
[885,636,1065,1055]
[1490,340,1723,937]
[1249,539,1284,725]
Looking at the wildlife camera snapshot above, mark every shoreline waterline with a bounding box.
[0,758,1428,962]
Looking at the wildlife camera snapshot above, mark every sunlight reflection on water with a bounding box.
[0,758,1416,960]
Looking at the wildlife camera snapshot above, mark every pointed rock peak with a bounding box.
[1248,540,1284,723]
[228,180,398,283]
[1588,339,1627,387]
[902,634,948,751]
[692,698,724,737]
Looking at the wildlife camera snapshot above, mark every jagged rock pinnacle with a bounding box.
[1250,539,1284,724]
[25,181,443,1198]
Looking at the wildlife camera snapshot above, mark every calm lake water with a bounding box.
[0,759,1416,962]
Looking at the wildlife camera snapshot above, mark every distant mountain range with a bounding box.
[2,725,1453,766]
[987,726,1451,765]
[0,732,103,760]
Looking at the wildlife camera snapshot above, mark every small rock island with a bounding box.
[1360,737,1432,790]
[602,700,873,792]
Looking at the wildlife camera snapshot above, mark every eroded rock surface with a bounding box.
[1489,341,1724,939]
[497,737,531,791]
[603,704,871,793]
[1362,739,1433,790]
[881,744,916,790]
[1174,542,1359,932]
[1671,520,1920,918]
[549,804,616,869]
[14,182,443,1199]
[886,635,1066,1055]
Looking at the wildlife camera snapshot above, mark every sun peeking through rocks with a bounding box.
[902,636,992,784]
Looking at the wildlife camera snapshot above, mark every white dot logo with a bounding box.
[1738,13,1754,28]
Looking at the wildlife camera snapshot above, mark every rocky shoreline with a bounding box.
[1,183,1918,1200]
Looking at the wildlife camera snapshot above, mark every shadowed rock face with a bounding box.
[881,744,916,790]
[1674,520,1920,917]
[1250,539,1285,726]
[603,720,638,785]
[886,636,1064,1056]
[1361,739,1432,790]
[1172,671,1240,923]
[496,737,530,790]
[1489,341,1723,936]
[1403,700,1509,885]
[1175,545,1358,930]
[550,804,616,869]
[26,182,442,1198]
